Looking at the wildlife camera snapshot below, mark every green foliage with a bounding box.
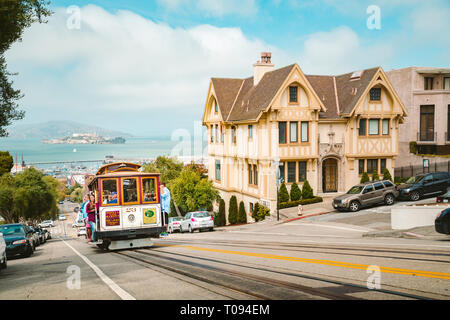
[382,168,393,182]
[238,201,247,224]
[290,182,301,201]
[278,183,290,203]
[142,156,183,184]
[394,176,409,185]
[66,182,81,195]
[360,172,370,183]
[252,203,271,222]
[0,1,52,136]
[169,167,218,214]
[278,197,323,209]
[0,151,13,176]
[70,187,83,204]
[301,180,314,200]
[372,170,380,181]
[215,198,226,227]
[228,196,238,225]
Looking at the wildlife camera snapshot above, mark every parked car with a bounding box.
[34,226,46,244]
[437,189,450,203]
[58,200,64,205]
[72,220,85,228]
[42,228,51,240]
[168,217,183,233]
[77,227,87,238]
[435,208,450,235]
[398,172,450,201]
[0,231,7,269]
[58,214,67,221]
[332,180,399,212]
[180,211,214,233]
[27,226,40,247]
[39,220,54,228]
[1,224,35,258]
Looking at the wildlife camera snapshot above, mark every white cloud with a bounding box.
[5,5,286,134]
[157,0,257,17]
[298,26,394,74]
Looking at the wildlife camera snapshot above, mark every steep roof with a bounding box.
[209,65,382,122]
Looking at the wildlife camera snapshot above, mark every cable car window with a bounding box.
[142,177,157,203]
[102,179,118,205]
[122,178,138,204]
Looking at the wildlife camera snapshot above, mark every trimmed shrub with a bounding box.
[383,168,393,182]
[278,196,323,209]
[252,203,271,222]
[278,183,290,203]
[360,172,370,183]
[290,182,301,201]
[238,201,247,224]
[372,170,380,181]
[301,180,314,199]
[228,196,238,225]
[215,198,226,226]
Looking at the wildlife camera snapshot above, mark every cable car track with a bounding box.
[115,248,436,300]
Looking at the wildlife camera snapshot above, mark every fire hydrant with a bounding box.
[298,204,303,216]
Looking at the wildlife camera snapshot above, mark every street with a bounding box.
[0,200,449,300]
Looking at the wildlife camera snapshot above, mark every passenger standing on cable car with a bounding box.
[160,182,171,234]
[87,193,98,242]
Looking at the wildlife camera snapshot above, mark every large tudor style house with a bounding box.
[202,53,408,222]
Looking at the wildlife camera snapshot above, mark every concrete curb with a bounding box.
[278,210,334,224]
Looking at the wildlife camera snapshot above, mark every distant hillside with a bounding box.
[7,121,134,140]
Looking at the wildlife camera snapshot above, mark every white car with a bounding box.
[0,232,7,270]
[180,211,214,233]
[39,220,54,228]
[168,217,183,233]
[77,227,87,238]
[72,220,85,228]
[58,214,67,221]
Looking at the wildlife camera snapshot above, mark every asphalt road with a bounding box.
[1,200,449,300]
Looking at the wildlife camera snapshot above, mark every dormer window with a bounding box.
[289,86,298,103]
[369,88,381,101]
[214,101,218,113]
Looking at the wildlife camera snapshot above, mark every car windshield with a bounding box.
[0,225,24,236]
[347,186,364,194]
[406,175,425,184]
[193,212,209,218]
[43,220,51,223]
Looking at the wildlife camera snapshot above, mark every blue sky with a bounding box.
[5,0,450,136]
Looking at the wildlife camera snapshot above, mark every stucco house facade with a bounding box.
[386,67,450,168]
[202,53,407,221]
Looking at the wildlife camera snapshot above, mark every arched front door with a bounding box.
[322,158,338,193]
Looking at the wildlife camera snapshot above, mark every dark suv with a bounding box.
[333,180,399,212]
[398,172,450,201]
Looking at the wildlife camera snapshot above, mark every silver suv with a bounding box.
[333,180,399,212]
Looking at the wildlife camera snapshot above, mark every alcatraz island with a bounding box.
[42,133,126,145]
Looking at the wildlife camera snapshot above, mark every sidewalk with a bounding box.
[363,225,450,240]
[277,194,338,221]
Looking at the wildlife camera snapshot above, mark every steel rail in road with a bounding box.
[116,249,380,300]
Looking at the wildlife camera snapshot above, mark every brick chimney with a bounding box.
[253,52,274,86]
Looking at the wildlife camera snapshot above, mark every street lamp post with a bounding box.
[273,158,281,222]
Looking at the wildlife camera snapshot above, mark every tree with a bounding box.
[228,196,238,225]
[383,168,393,182]
[238,201,247,224]
[360,172,370,183]
[278,183,290,203]
[0,174,16,223]
[290,182,301,201]
[0,1,52,136]
[218,198,226,226]
[372,170,380,181]
[301,180,314,200]
[169,168,218,214]
[0,151,13,176]
[142,156,183,183]
[70,187,83,204]
[252,203,270,222]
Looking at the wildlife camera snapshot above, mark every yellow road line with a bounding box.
[163,244,450,281]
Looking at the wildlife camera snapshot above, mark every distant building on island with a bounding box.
[42,133,126,145]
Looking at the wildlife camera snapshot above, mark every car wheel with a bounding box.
[385,194,395,206]
[349,201,360,212]
[188,224,193,233]
[23,245,33,258]
[0,252,7,269]
[209,228,214,232]
[410,191,420,201]
[168,227,172,234]
[180,225,184,233]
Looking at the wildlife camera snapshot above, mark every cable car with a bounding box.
[88,162,165,250]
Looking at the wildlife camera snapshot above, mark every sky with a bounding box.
[5,0,450,137]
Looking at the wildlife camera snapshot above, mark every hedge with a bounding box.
[278,196,323,209]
